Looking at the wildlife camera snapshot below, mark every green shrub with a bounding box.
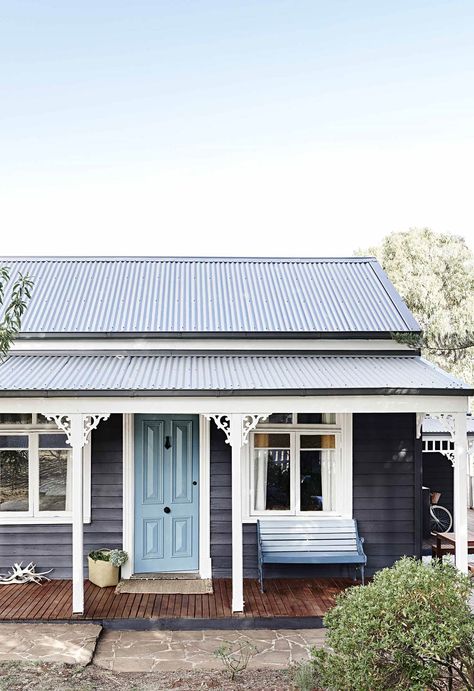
[312,557,474,691]
[289,660,320,691]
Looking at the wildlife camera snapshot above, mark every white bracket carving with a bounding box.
[425,414,456,466]
[205,415,231,444]
[416,413,425,439]
[45,414,110,448]
[422,438,455,466]
[242,415,268,444]
[205,414,269,447]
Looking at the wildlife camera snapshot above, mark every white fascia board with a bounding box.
[0,394,469,414]
[9,338,412,352]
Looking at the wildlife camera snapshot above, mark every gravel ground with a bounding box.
[0,662,304,691]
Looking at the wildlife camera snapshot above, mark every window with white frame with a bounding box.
[247,413,348,517]
[0,414,91,523]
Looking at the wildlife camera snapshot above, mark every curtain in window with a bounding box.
[254,449,268,511]
[321,450,335,511]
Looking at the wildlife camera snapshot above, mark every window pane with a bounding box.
[39,434,69,449]
[265,413,293,424]
[254,433,290,448]
[0,414,32,425]
[0,450,29,511]
[36,414,53,425]
[297,413,336,424]
[39,450,70,511]
[0,435,28,448]
[254,449,290,511]
[300,449,335,511]
[300,434,335,449]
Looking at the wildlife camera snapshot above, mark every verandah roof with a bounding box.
[0,353,470,396]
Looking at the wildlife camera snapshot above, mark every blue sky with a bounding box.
[1,1,473,255]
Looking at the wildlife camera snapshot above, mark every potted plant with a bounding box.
[88,549,128,588]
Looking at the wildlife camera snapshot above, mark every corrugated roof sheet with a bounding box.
[423,415,474,434]
[0,353,469,394]
[0,257,420,335]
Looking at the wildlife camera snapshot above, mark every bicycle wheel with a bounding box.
[430,505,453,533]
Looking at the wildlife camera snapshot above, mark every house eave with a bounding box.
[0,387,471,397]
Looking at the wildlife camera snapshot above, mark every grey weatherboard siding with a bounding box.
[0,415,123,579]
[210,413,421,579]
[0,413,421,580]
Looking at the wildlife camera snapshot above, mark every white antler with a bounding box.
[0,562,52,585]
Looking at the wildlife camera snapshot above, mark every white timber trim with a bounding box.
[10,338,413,352]
[454,413,469,573]
[121,413,212,581]
[0,428,91,525]
[339,413,353,518]
[199,415,212,579]
[121,414,134,580]
[0,395,469,415]
[205,413,267,613]
[46,413,110,614]
[70,414,85,614]
[241,413,353,520]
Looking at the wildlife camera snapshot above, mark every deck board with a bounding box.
[0,578,353,621]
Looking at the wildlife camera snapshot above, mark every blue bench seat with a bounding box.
[257,518,367,592]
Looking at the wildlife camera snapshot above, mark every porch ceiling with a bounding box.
[0,352,470,396]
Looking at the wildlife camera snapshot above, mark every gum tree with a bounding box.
[0,267,33,357]
[358,228,474,389]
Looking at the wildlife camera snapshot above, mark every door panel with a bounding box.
[172,516,192,558]
[134,415,199,573]
[172,421,193,503]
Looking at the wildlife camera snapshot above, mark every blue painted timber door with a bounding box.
[134,415,199,573]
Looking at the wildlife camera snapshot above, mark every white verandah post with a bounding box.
[454,412,468,573]
[70,415,84,613]
[206,413,268,613]
[46,413,109,614]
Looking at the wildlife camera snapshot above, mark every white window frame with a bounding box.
[0,417,91,525]
[242,413,352,521]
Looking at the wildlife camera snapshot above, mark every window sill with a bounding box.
[0,516,92,525]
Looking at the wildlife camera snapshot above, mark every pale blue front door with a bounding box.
[134,414,199,573]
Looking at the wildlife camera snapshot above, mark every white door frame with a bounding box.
[122,413,212,580]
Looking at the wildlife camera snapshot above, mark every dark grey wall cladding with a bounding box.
[210,413,420,579]
[0,414,123,579]
[353,413,420,575]
[422,452,453,516]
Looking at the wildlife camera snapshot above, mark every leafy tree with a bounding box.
[0,267,33,358]
[312,557,474,691]
[358,228,474,387]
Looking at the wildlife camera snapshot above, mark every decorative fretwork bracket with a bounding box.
[45,414,110,448]
[416,413,425,439]
[425,414,456,467]
[205,414,269,447]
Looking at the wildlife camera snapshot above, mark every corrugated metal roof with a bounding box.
[0,353,469,394]
[423,415,474,434]
[0,257,420,336]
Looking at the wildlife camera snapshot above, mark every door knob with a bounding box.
[164,506,171,514]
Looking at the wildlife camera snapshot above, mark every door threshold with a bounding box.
[131,572,201,580]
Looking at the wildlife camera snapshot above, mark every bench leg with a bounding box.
[361,565,365,586]
[259,562,264,593]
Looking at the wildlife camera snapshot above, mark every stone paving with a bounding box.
[0,623,102,665]
[94,628,326,673]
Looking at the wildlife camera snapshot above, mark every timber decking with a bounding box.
[0,578,351,622]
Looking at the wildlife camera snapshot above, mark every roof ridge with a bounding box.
[0,256,377,263]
